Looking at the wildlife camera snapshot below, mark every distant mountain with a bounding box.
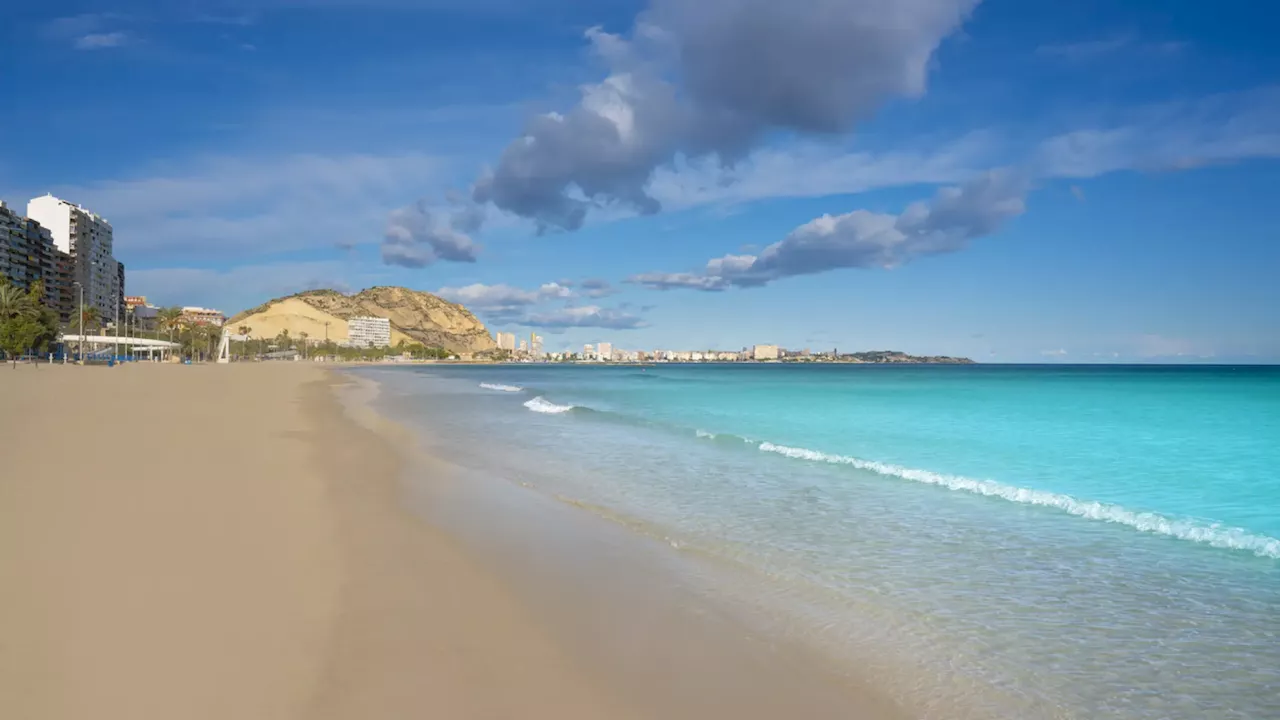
[840,351,975,364]
[226,286,497,355]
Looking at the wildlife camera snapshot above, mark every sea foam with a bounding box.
[524,396,576,414]
[757,442,1280,558]
[480,383,523,392]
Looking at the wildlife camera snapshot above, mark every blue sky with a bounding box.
[2,0,1278,362]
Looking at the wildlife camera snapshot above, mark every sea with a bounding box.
[352,363,1280,719]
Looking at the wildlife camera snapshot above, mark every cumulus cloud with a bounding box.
[382,201,480,267]
[474,0,977,231]
[384,0,977,255]
[629,170,1027,290]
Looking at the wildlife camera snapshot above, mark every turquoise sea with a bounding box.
[358,364,1280,719]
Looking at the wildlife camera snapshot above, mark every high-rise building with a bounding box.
[519,339,528,353]
[584,343,594,359]
[496,332,516,351]
[347,316,391,348]
[530,332,544,357]
[597,342,613,361]
[1,200,73,321]
[27,194,120,323]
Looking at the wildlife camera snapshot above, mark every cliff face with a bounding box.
[227,286,496,354]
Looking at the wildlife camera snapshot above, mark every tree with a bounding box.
[0,281,34,321]
[298,331,309,359]
[237,325,252,359]
[0,316,43,368]
[157,307,183,345]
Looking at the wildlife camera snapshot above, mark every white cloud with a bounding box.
[525,305,647,330]
[631,170,1027,291]
[1034,87,1280,178]
[74,32,129,50]
[20,153,444,263]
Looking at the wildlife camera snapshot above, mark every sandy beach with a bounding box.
[0,362,903,720]
[0,363,636,719]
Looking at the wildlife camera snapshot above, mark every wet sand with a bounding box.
[0,362,904,719]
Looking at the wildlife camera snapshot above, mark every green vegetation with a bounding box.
[0,279,60,367]
[223,334,455,362]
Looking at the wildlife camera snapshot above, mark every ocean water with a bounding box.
[357,364,1280,719]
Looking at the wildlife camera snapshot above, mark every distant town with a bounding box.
[493,332,973,364]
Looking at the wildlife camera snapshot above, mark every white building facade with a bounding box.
[347,316,391,348]
[597,342,613,361]
[26,194,119,322]
[496,332,516,351]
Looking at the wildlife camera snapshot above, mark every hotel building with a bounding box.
[181,306,226,327]
[348,316,391,348]
[496,331,516,351]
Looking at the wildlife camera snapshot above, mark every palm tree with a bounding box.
[157,307,182,345]
[237,325,251,360]
[298,331,309,359]
[0,282,34,320]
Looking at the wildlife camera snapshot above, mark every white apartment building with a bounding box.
[597,342,613,361]
[530,333,544,357]
[496,332,516,351]
[753,344,780,361]
[583,343,595,359]
[27,194,119,322]
[348,316,391,348]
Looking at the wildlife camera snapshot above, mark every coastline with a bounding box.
[0,363,905,719]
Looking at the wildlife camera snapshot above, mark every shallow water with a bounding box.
[356,364,1280,719]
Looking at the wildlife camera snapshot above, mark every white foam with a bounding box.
[695,429,716,439]
[524,396,575,414]
[757,442,1280,559]
[480,383,523,392]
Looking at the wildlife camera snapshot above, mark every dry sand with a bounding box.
[0,362,630,720]
[0,362,906,720]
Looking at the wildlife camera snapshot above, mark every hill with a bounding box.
[226,286,497,355]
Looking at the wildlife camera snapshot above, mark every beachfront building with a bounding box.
[496,331,516,351]
[181,306,225,327]
[27,194,120,324]
[530,333,544,357]
[1,200,74,321]
[348,316,391,348]
[583,343,595,360]
[597,342,613,361]
[753,344,780,361]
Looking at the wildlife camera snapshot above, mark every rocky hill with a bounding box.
[226,286,496,355]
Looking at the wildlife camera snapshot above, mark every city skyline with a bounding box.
[2,1,1278,362]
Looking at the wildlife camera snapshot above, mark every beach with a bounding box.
[0,362,901,720]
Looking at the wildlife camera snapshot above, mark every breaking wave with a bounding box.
[480,383,523,392]
[524,396,576,414]
[757,442,1280,559]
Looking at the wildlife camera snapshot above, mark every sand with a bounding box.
[0,363,629,719]
[0,362,904,720]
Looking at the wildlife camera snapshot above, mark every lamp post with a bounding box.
[72,282,84,364]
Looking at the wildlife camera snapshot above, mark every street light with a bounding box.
[72,281,84,364]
